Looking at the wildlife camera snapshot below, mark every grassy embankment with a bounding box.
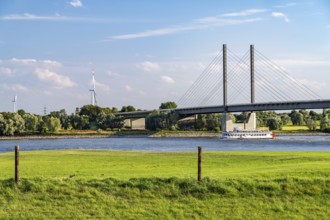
[0,150,329,219]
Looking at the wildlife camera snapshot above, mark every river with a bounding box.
[0,136,330,153]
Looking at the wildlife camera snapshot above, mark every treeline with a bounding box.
[256,109,330,131]
[0,105,136,136]
[1,101,330,136]
[145,108,330,132]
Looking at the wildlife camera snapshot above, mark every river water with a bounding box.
[0,136,330,153]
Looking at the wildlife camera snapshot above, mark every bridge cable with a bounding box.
[254,49,321,100]
[177,50,223,107]
[227,49,251,103]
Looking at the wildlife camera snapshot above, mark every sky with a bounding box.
[0,0,330,114]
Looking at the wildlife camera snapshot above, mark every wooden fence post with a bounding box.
[198,146,202,182]
[15,146,19,184]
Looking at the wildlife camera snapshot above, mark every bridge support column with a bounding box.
[250,45,255,104]
[124,118,146,129]
[222,44,228,133]
[245,112,256,130]
[222,112,256,132]
[222,113,227,132]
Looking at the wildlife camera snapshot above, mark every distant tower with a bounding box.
[12,95,17,113]
[89,70,97,106]
[44,105,47,116]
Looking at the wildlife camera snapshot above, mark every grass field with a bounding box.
[0,150,329,219]
[281,125,310,131]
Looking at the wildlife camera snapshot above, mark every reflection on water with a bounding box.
[1,136,330,153]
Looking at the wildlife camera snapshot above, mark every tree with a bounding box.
[306,117,318,131]
[290,110,304,126]
[17,109,26,117]
[50,109,71,129]
[280,114,291,126]
[256,111,277,127]
[205,114,221,131]
[159,101,177,109]
[121,105,136,112]
[195,114,207,130]
[266,117,283,130]
[145,110,178,131]
[105,114,125,129]
[234,112,249,123]
[70,114,90,130]
[0,113,25,136]
[23,114,39,131]
[299,109,309,124]
[79,105,102,121]
[77,115,90,130]
[96,112,106,129]
[101,107,113,115]
[43,116,61,132]
[111,107,119,113]
[320,114,330,131]
[309,110,321,120]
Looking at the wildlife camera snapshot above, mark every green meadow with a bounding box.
[0,150,329,219]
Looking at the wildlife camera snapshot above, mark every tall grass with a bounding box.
[0,177,329,219]
[0,150,329,219]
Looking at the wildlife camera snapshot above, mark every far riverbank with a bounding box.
[0,131,329,140]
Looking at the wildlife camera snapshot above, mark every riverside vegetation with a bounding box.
[0,150,329,219]
[1,102,330,136]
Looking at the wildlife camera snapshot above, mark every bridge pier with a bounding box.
[124,118,146,129]
[222,112,256,132]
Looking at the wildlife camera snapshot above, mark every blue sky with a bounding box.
[0,0,330,114]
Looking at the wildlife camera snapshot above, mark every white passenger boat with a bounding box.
[222,127,275,139]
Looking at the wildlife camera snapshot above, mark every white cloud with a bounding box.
[298,79,326,91]
[0,13,116,23]
[139,90,147,96]
[43,90,53,96]
[140,61,161,72]
[273,58,330,66]
[195,17,262,26]
[69,0,83,7]
[125,85,133,92]
[0,83,29,92]
[161,75,175,84]
[274,3,297,8]
[272,12,290,22]
[107,70,120,77]
[8,58,61,69]
[11,58,37,65]
[93,81,111,92]
[35,68,76,88]
[111,10,263,40]
[0,13,75,21]
[221,9,268,17]
[113,25,200,40]
[0,67,13,76]
[42,60,62,67]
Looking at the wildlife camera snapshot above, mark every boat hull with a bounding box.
[221,131,274,139]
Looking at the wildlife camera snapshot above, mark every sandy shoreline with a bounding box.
[0,131,329,140]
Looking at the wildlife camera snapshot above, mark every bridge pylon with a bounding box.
[221,44,257,132]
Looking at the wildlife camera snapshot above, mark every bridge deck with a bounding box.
[115,100,330,118]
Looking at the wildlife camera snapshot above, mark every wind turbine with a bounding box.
[12,95,17,113]
[89,70,97,106]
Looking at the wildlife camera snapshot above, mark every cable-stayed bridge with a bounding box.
[117,45,330,124]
